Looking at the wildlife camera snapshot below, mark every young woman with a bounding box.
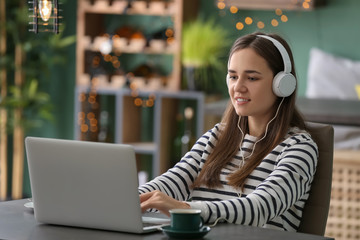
[139,32,318,232]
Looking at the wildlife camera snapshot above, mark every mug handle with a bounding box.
[199,217,204,228]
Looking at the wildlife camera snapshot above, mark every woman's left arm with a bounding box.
[187,138,318,227]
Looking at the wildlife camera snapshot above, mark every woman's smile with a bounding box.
[235,97,251,104]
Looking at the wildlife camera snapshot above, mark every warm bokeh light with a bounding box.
[236,22,244,30]
[146,99,154,107]
[90,125,98,132]
[245,17,253,25]
[134,98,143,107]
[79,93,86,102]
[104,54,112,62]
[257,21,265,29]
[112,60,120,69]
[271,19,279,27]
[281,15,288,22]
[165,28,174,37]
[81,124,89,133]
[111,56,118,62]
[275,8,283,16]
[90,118,98,126]
[87,112,95,120]
[88,96,96,104]
[303,2,310,9]
[230,6,238,14]
[217,2,226,10]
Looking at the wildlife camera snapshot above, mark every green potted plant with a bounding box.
[181,18,231,93]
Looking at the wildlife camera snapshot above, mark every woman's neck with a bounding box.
[248,116,271,137]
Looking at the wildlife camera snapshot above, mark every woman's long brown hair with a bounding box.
[193,32,306,189]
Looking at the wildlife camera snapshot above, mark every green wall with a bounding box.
[199,0,360,96]
[47,1,77,140]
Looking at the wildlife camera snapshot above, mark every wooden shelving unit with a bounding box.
[75,0,204,178]
[74,87,204,178]
[76,0,183,91]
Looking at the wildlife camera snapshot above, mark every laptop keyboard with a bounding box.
[143,222,164,228]
[142,216,170,229]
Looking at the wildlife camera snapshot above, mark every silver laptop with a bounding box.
[25,136,170,233]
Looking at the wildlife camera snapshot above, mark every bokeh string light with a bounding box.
[217,0,311,31]
[217,0,226,10]
[78,33,160,137]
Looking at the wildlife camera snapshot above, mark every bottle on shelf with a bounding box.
[130,62,167,86]
[181,107,195,156]
[171,105,196,166]
[98,110,112,143]
[144,26,174,49]
[171,112,184,167]
[115,25,146,50]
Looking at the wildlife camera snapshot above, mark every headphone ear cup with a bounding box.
[272,72,296,97]
[226,74,229,86]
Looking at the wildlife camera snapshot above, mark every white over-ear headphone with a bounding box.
[257,35,296,97]
[226,35,296,97]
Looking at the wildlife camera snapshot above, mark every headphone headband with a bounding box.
[227,34,296,97]
[257,35,292,74]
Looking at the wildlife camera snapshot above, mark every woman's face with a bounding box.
[227,48,278,124]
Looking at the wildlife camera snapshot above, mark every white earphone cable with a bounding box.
[237,97,284,164]
[236,97,284,197]
[208,98,285,228]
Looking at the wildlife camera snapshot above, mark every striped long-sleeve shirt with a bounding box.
[138,123,318,231]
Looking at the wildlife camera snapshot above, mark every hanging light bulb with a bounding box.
[29,0,61,33]
[39,0,52,22]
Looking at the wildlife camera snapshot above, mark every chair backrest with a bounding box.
[298,122,334,235]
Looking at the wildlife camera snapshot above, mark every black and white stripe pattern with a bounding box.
[138,124,318,232]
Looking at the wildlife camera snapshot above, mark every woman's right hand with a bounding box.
[140,190,190,216]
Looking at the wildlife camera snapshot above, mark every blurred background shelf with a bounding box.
[76,0,183,91]
[74,86,204,178]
